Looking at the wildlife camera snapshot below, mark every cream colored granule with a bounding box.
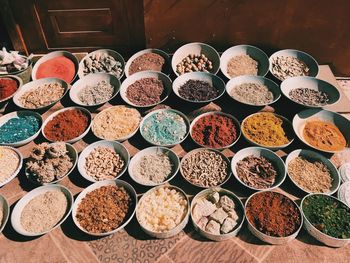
[92,106,141,140]
[227,54,258,77]
[0,147,20,183]
[20,190,68,233]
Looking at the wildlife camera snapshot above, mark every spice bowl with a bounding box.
[70,73,121,107]
[78,140,130,183]
[11,184,73,236]
[338,181,350,207]
[0,194,10,233]
[231,147,286,191]
[285,149,340,195]
[0,75,23,107]
[220,45,270,79]
[172,72,226,104]
[0,111,43,147]
[72,179,137,237]
[191,187,245,241]
[120,71,172,108]
[225,75,281,107]
[0,146,23,188]
[339,162,350,183]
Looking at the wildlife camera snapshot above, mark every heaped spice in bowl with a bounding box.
[246,191,302,237]
[289,88,329,107]
[176,54,213,75]
[227,55,258,78]
[0,77,19,100]
[230,83,273,105]
[303,194,350,239]
[126,77,164,106]
[178,79,219,102]
[44,109,89,141]
[271,56,310,80]
[0,146,20,184]
[78,80,114,106]
[83,52,123,78]
[129,53,165,75]
[36,56,76,83]
[76,185,132,234]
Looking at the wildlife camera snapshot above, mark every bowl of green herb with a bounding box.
[301,194,350,247]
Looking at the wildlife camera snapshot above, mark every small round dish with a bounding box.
[269,49,319,81]
[220,45,269,79]
[0,75,23,105]
[338,181,350,207]
[0,111,43,147]
[191,187,245,241]
[225,75,281,106]
[339,162,350,183]
[0,54,32,83]
[190,111,241,150]
[172,42,220,76]
[0,194,9,233]
[120,71,172,108]
[172,72,225,104]
[32,51,79,84]
[231,147,286,191]
[281,76,340,108]
[78,140,130,183]
[0,146,23,188]
[293,109,350,153]
[285,149,340,195]
[70,73,121,107]
[11,184,73,236]
[128,146,180,186]
[72,179,137,237]
[124,48,171,77]
[13,77,69,110]
[78,49,125,79]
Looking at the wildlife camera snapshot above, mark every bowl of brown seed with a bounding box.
[0,194,9,233]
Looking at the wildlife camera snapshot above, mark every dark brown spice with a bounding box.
[128,53,165,75]
[178,80,219,102]
[126,77,164,106]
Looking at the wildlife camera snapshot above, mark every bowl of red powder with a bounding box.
[190,111,241,150]
[32,51,79,84]
[42,107,92,143]
[0,76,22,104]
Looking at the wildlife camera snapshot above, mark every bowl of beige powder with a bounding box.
[0,146,22,188]
[0,194,9,233]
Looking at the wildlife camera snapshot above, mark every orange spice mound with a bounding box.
[36,56,75,83]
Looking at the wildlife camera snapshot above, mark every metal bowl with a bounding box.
[0,75,23,106]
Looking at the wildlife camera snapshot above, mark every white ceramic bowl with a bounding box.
[285,149,340,195]
[220,45,269,79]
[338,181,350,207]
[78,49,125,79]
[0,194,9,233]
[72,179,137,236]
[120,71,172,108]
[11,184,73,236]
[70,73,120,107]
[191,187,245,241]
[78,140,130,183]
[339,162,350,183]
[42,106,92,144]
[13,77,69,110]
[32,51,79,84]
[281,76,340,108]
[226,75,281,106]
[124,48,171,77]
[293,109,350,153]
[0,75,23,104]
[0,146,23,187]
[190,111,241,150]
[231,147,286,191]
[245,190,303,244]
[172,42,220,76]
[269,49,319,81]
[136,185,190,238]
[301,193,350,247]
[172,72,225,103]
[0,111,43,147]
[128,146,179,186]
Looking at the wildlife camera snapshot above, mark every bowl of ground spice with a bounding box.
[241,112,294,150]
[128,146,179,186]
[269,49,319,81]
[301,194,350,247]
[13,77,69,110]
[245,191,303,244]
[190,111,241,149]
[293,109,350,153]
[70,73,120,107]
[281,76,340,108]
[220,45,270,79]
[0,110,42,147]
[11,184,73,236]
[226,75,281,107]
[120,71,172,108]
[286,149,340,195]
[32,51,79,84]
[0,194,9,233]
[43,107,92,143]
[231,147,286,191]
[172,72,225,103]
[0,75,22,106]
[0,146,23,187]
[78,140,130,183]
[125,48,170,77]
[72,179,137,236]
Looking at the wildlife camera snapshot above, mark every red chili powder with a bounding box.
[44,109,89,141]
[36,56,76,83]
[191,114,237,148]
[0,78,18,100]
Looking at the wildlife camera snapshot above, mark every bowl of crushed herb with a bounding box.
[301,194,350,247]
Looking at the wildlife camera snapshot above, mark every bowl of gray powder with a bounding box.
[0,194,9,233]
